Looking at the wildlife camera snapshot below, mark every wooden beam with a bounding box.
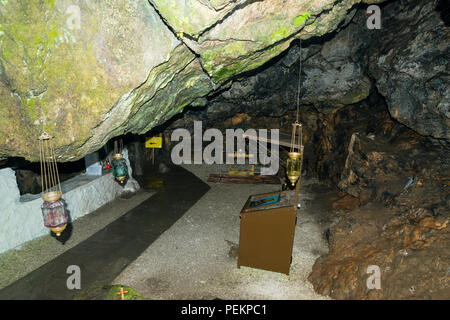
[242,132,300,149]
[207,174,281,185]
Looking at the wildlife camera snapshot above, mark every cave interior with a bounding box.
[0,0,448,301]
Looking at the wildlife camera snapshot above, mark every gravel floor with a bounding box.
[113,164,334,300]
[0,189,153,290]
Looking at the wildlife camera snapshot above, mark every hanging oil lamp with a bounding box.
[111,139,128,184]
[39,132,68,236]
[286,122,304,186]
[286,39,305,187]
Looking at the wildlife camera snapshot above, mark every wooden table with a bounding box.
[237,182,300,275]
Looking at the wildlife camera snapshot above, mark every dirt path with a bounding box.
[113,164,335,299]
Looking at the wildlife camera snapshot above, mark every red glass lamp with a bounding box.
[39,132,68,236]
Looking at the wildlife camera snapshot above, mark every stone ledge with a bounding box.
[0,159,139,254]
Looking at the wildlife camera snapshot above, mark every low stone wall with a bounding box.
[0,149,139,254]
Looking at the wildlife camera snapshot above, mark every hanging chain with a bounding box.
[39,137,45,194]
[38,103,63,198]
[51,137,62,194]
[290,39,303,154]
[295,39,302,123]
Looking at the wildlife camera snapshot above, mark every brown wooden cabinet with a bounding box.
[237,186,299,275]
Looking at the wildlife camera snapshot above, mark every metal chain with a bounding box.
[296,39,302,123]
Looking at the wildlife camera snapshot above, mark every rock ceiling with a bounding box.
[2,0,448,162]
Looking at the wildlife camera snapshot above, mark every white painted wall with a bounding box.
[0,148,140,254]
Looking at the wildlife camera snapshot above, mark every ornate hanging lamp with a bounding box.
[286,39,305,187]
[287,123,304,186]
[39,132,68,236]
[111,139,128,184]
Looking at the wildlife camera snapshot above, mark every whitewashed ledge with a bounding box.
[0,149,139,254]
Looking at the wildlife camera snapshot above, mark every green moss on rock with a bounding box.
[294,12,311,27]
[270,26,290,43]
[0,0,181,161]
[0,0,116,160]
[201,40,291,83]
[0,0,385,161]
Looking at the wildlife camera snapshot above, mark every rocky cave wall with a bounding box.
[1,0,446,164]
[163,0,449,299]
[168,0,449,181]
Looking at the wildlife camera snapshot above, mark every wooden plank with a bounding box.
[207,173,281,185]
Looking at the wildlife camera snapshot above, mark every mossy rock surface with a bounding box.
[0,0,385,161]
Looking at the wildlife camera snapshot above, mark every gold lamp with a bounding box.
[287,122,304,186]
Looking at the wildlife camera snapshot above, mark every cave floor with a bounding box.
[113,164,337,300]
[0,162,339,300]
